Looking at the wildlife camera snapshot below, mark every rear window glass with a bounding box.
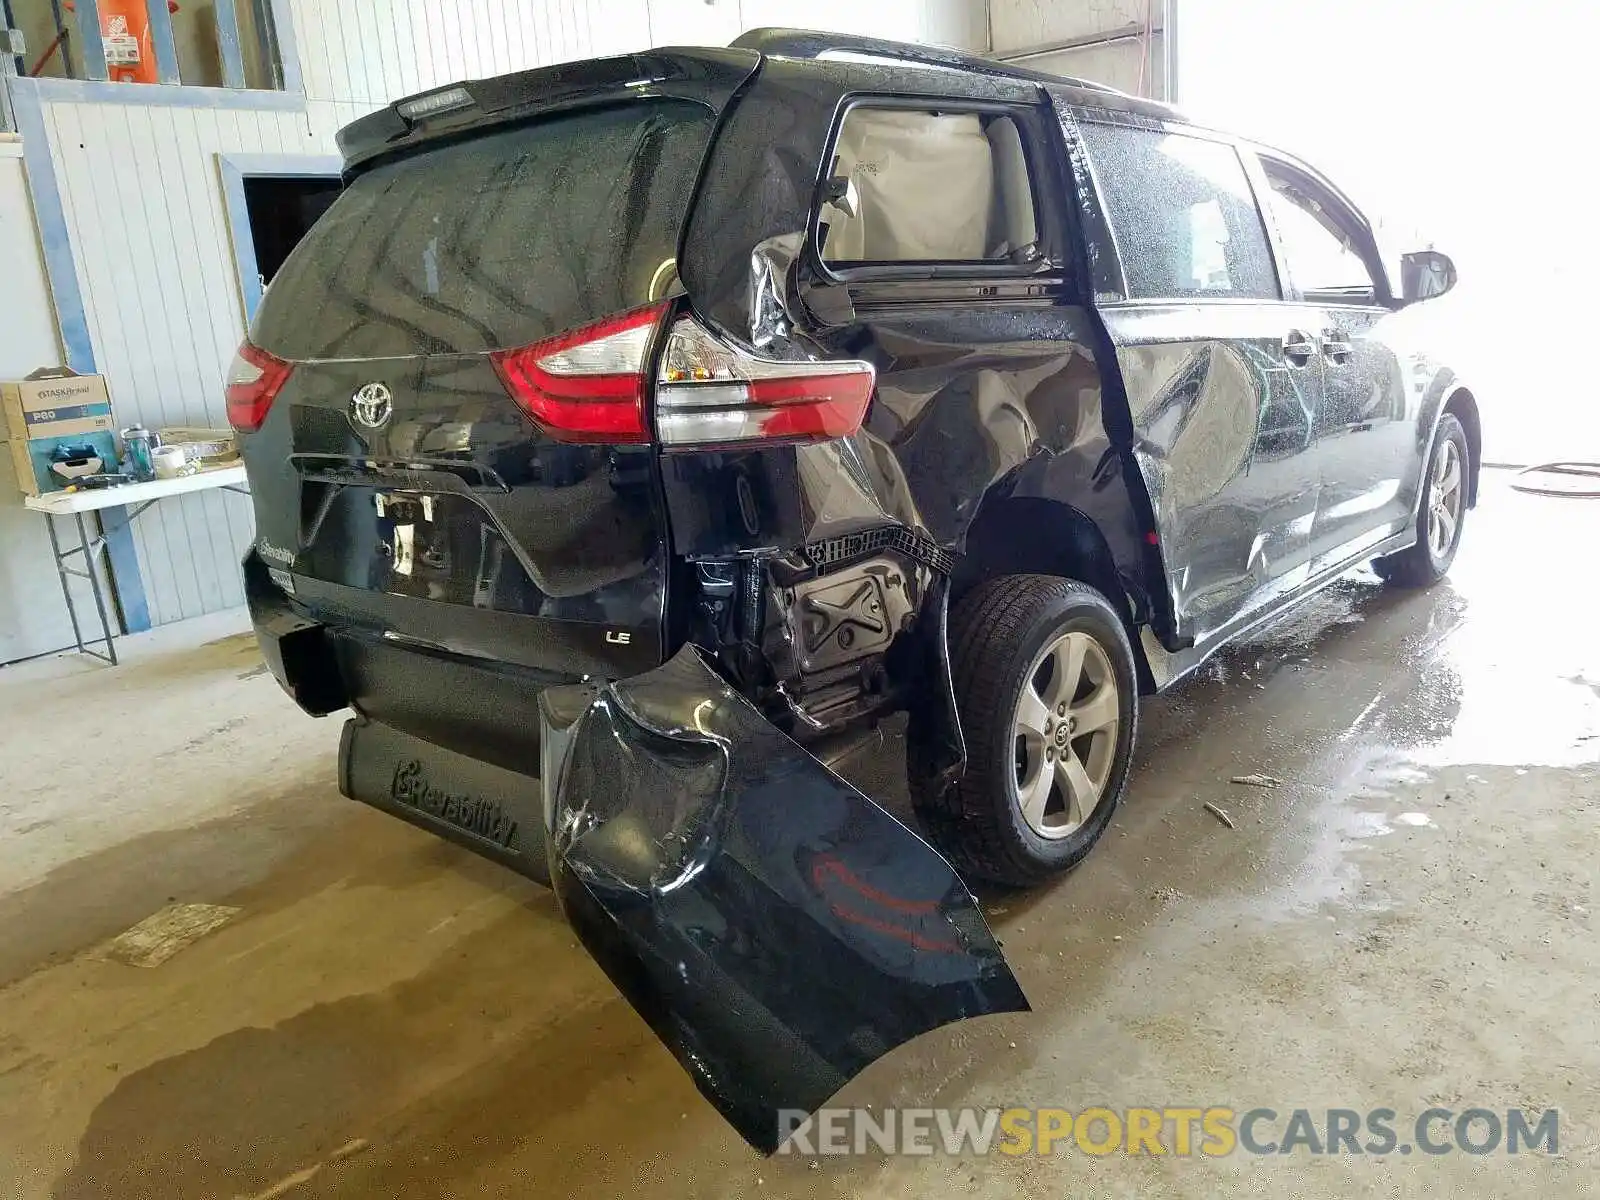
[252,100,715,360]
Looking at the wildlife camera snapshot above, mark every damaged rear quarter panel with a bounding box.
[671,56,1155,589]
[540,646,1027,1152]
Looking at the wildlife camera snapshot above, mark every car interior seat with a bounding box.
[823,110,1036,264]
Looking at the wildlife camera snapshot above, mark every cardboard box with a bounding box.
[2,368,118,496]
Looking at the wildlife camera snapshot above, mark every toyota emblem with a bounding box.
[349,382,393,430]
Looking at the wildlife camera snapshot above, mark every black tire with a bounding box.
[1375,413,1469,588]
[910,574,1139,887]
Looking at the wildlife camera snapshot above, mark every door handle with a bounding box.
[1322,331,1354,363]
[1281,330,1316,365]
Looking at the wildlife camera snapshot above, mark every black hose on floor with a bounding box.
[1488,462,1600,498]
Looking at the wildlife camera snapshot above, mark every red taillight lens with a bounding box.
[225,341,293,433]
[490,303,669,443]
[655,316,875,449]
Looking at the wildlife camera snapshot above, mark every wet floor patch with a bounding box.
[5,479,1600,1199]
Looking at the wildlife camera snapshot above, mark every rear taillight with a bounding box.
[655,317,875,449]
[225,341,293,433]
[490,302,668,444]
[489,306,876,448]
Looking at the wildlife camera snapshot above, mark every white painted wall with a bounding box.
[7,0,988,634]
[988,0,1166,98]
[0,141,81,663]
[990,0,1144,50]
[739,0,988,49]
[1014,37,1163,97]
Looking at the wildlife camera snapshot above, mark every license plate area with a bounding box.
[297,484,540,610]
[374,490,437,578]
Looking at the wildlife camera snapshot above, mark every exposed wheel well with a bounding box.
[1443,387,1482,507]
[950,496,1155,692]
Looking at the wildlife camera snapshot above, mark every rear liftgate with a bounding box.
[358,643,1018,1152]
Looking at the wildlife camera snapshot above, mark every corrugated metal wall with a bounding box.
[37,101,331,624]
[0,145,85,663]
[286,0,989,106]
[28,0,985,628]
[288,0,651,105]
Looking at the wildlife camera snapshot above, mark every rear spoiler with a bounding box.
[335,47,760,174]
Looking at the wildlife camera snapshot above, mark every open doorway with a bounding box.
[217,153,342,321]
[242,175,342,286]
[1177,0,1599,468]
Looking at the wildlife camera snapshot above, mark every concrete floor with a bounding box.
[1,475,1596,1198]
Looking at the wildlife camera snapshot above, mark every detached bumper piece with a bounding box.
[539,646,1028,1152]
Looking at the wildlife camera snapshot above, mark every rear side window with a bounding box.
[1080,124,1279,301]
[252,100,715,360]
[818,107,1041,267]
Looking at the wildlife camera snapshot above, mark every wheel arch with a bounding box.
[950,494,1156,694]
[1441,386,1483,507]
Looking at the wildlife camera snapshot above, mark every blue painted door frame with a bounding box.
[217,151,344,323]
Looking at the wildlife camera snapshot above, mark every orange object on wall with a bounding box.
[98,0,180,84]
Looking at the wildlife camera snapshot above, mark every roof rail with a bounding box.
[731,27,1127,97]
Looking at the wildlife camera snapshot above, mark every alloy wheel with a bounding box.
[1011,630,1120,839]
[1428,438,1464,559]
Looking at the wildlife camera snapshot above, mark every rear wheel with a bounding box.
[911,575,1139,887]
[1375,413,1469,587]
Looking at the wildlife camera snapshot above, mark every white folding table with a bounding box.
[22,464,250,665]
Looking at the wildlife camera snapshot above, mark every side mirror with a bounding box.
[1400,249,1457,303]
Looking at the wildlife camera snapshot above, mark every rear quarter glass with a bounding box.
[251,99,717,361]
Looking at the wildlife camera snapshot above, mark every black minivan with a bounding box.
[234,29,1479,1150]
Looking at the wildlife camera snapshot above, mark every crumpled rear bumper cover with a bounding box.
[537,646,1028,1152]
[326,628,1028,1153]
